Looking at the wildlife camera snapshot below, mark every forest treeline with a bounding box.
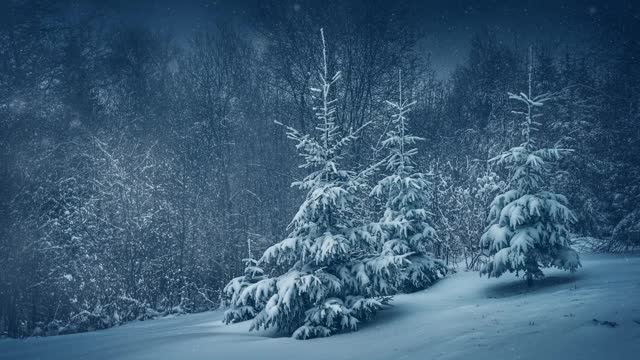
[1,0,638,337]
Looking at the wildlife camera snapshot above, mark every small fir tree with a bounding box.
[222,237,267,324]
[480,48,581,286]
[371,71,447,292]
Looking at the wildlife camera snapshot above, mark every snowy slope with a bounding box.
[2,254,639,360]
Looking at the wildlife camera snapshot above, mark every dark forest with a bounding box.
[0,1,638,358]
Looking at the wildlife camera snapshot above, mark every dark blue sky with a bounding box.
[80,0,639,77]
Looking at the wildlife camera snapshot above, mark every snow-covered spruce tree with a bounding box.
[222,238,267,324]
[371,71,447,292]
[480,48,581,286]
[222,29,405,339]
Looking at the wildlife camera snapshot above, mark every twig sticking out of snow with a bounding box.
[592,318,618,328]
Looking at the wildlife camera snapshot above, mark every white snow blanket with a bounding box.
[2,254,639,360]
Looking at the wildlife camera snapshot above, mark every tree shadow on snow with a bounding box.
[355,303,418,333]
[484,273,583,299]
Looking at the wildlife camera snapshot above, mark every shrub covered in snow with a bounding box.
[611,209,640,250]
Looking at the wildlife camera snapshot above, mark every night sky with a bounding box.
[74,0,639,77]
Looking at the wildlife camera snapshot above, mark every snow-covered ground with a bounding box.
[2,253,639,360]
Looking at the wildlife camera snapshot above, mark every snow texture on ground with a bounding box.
[2,253,639,360]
